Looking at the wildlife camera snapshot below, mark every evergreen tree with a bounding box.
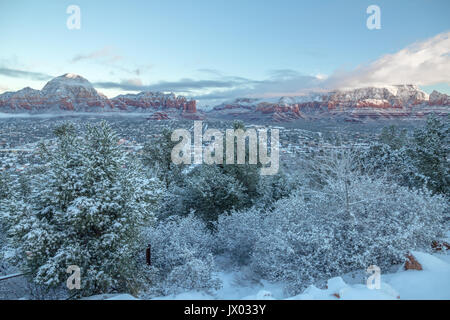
[361,116,449,196]
[1,121,162,297]
[221,121,261,207]
[411,115,449,195]
[183,164,247,226]
[142,128,183,188]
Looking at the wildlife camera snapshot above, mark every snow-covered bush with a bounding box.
[250,173,448,295]
[254,168,295,209]
[214,207,265,266]
[183,165,247,225]
[144,214,221,296]
[0,121,162,297]
[360,116,449,196]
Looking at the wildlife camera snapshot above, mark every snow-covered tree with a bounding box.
[183,164,247,226]
[411,115,449,195]
[1,121,162,297]
[144,214,221,296]
[142,128,184,189]
[221,120,261,207]
[248,150,447,295]
[360,116,449,196]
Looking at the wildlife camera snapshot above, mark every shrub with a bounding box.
[214,207,264,266]
[250,175,447,295]
[144,215,221,295]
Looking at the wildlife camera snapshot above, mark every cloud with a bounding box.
[71,46,151,76]
[196,68,223,77]
[71,46,123,63]
[122,78,143,87]
[0,67,53,81]
[92,69,324,106]
[267,69,302,80]
[193,32,450,103]
[2,32,448,105]
[94,77,254,92]
[325,31,450,89]
[191,69,323,103]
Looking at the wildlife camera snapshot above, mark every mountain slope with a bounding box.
[1,75,448,121]
[0,74,200,119]
[208,85,450,122]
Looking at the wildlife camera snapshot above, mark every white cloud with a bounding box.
[194,32,450,103]
[122,78,143,87]
[326,31,450,90]
[0,85,10,93]
[71,46,123,63]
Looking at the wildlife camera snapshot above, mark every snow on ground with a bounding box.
[288,277,399,300]
[78,249,450,300]
[381,251,450,300]
[149,251,450,300]
[82,293,138,300]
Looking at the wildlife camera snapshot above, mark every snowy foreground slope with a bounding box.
[87,250,450,300]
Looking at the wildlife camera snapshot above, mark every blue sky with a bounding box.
[0,0,449,105]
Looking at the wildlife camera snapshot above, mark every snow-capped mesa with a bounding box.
[0,74,200,118]
[0,76,447,121]
[111,91,197,114]
[0,73,111,112]
[429,90,450,106]
[39,73,112,112]
[207,85,449,122]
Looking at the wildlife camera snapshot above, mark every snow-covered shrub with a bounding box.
[360,116,449,196]
[255,168,295,209]
[0,121,162,297]
[214,207,265,266]
[250,173,448,295]
[183,165,247,225]
[144,214,221,295]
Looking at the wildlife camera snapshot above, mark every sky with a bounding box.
[0,0,449,106]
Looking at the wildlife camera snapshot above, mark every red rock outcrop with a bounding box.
[208,85,449,122]
[111,92,197,113]
[147,112,170,120]
[429,90,450,106]
[404,253,423,271]
[431,240,450,251]
[0,74,198,119]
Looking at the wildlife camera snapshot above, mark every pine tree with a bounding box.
[142,128,184,189]
[221,121,261,206]
[183,164,247,226]
[411,115,449,195]
[360,116,449,196]
[1,121,162,297]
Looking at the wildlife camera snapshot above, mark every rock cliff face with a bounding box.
[429,90,450,106]
[0,87,46,112]
[0,73,198,119]
[1,75,448,122]
[111,92,196,113]
[208,85,449,122]
[38,73,113,111]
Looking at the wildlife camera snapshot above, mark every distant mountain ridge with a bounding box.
[208,85,450,122]
[0,73,200,119]
[0,74,449,121]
